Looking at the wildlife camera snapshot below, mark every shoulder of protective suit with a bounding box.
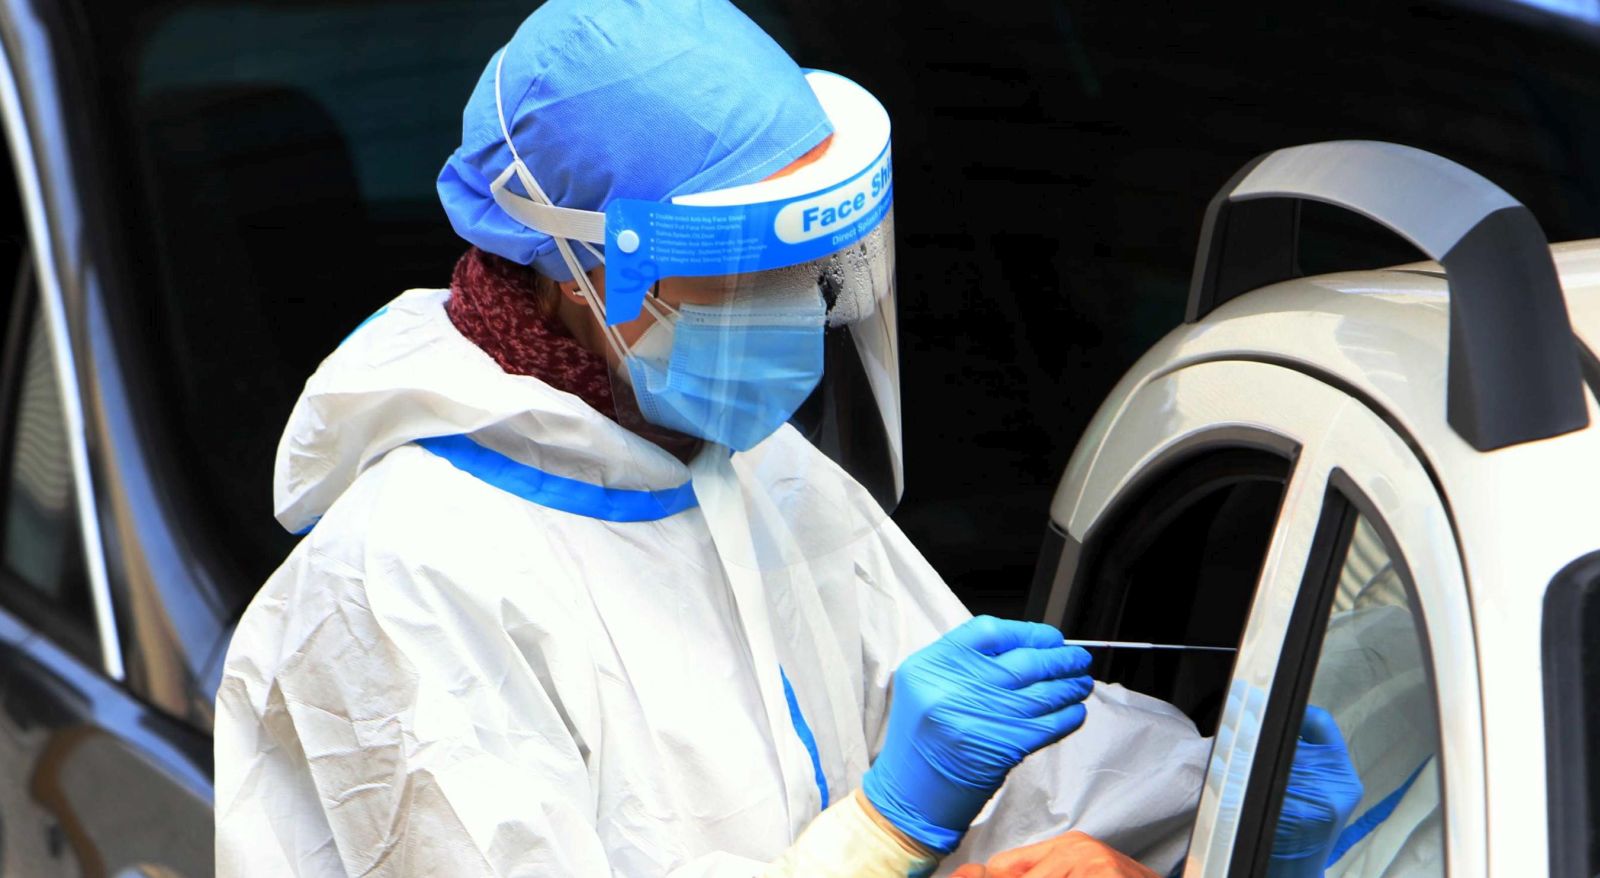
[227,441,604,717]
[281,443,589,610]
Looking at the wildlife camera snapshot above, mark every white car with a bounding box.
[1030,141,1598,877]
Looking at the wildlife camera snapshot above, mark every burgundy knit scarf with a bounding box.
[446,247,616,414]
[445,247,700,460]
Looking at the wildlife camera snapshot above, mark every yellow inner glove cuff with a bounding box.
[759,790,940,878]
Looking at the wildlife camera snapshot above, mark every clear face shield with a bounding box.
[489,59,901,550]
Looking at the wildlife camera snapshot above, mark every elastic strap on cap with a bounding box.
[491,48,607,250]
[493,48,627,361]
[489,164,607,243]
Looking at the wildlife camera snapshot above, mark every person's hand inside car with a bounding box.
[1268,705,1364,877]
[949,830,1161,877]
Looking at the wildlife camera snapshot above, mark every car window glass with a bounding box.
[0,263,96,665]
[1268,511,1443,877]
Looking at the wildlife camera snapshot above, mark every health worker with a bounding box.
[211,2,1349,876]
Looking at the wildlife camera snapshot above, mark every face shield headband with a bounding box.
[485,51,895,333]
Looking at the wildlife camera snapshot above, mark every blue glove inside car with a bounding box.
[862,616,1095,853]
[1268,705,1365,878]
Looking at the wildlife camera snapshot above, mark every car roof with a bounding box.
[1097,236,1600,605]
[1549,239,1600,355]
[1178,238,1600,448]
[1374,239,1600,356]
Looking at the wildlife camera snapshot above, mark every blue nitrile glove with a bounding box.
[1269,705,1365,878]
[862,616,1095,854]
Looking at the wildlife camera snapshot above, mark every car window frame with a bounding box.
[0,37,124,680]
[1031,358,1368,873]
[0,257,100,664]
[1229,473,1447,877]
[1542,549,1600,878]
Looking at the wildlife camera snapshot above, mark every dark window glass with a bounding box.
[0,264,96,665]
[1066,449,1289,735]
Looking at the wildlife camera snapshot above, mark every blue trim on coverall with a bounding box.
[1328,757,1432,865]
[781,666,830,809]
[416,434,698,521]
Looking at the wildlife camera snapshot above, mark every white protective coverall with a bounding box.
[214,288,1210,876]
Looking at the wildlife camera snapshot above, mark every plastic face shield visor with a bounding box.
[490,64,902,513]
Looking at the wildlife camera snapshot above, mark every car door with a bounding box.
[1034,358,1486,875]
[1181,365,1485,877]
[0,251,215,878]
[0,52,215,870]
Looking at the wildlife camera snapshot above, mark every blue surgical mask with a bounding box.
[625,289,826,451]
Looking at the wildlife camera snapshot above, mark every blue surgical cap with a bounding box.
[438,0,834,280]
